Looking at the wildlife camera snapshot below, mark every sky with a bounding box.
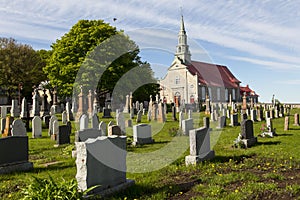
[1,0,300,103]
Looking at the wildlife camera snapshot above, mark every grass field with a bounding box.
[0,108,300,200]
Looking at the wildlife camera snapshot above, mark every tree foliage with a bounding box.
[0,37,47,101]
[45,19,159,102]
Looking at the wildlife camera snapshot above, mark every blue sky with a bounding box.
[1,0,300,103]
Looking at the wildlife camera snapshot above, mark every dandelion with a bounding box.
[179,191,183,195]
[8,194,12,198]
[235,189,239,193]
[290,156,293,160]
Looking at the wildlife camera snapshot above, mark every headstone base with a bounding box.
[0,161,33,174]
[241,137,257,148]
[51,134,57,141]
[83,179,135,199]
[185,150,215,165]
[132,139,154,146]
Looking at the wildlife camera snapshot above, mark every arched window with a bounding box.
[232,89,236,100]
[175,76,180,84]
[217,88,221,101]
[225,89,228,101]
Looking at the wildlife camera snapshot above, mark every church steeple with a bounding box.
[175,15,191,64]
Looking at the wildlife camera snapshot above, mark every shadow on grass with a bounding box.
[257,141,281,146]
[212,154,256,164]
[276,133,293,137]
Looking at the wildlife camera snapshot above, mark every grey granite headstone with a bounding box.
[136,110,142,123]
[75,129,102,142]
[99,121,107,136]
[91,114,99,129]
[182,118,193,136]
[230,114,239,126]
[62,111,68,124]
[11,119,27,136]
[117,112,126,134]
[250,109,257,122]
[52,119,59,140]
[240,119,257,147]
[75,135,128,192]
[132,124,154,145]
[11,99,20,118]
[185,127,215,165]
[216,116,226,129]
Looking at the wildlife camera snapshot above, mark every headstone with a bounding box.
[210,112,216,122]
[284,116,289,131]
[147,109,151,121]
[265,111,270,120]
[157,103,166,123]
[87,90,94,118]
[75,136,132,193]
[55,125,71,146]
[20,98,28,118]
[293,113,299,126]
[108,125,122,136]
[240,119,257,147]
[179,111,184,128]
[216,116,226,129]
[43,115,51,128]
[99,121,107,136]
[79,114,89,131]
[136,110,142,123]
[181,118,193,136]
[132,124,154,145]
[152,103,158,121]
[203,117,210,129]
[32,116,42,138]
[48,115,58,136]
[172,106,177,121]
[230,114,239,127]
[241,113,248,122]
[274,109,279,118]
[123,95,130,113]
[11,119,26,136]
[266,118,273,132]
[125,119,132,128]
[117,112,126,134]
[75,129,102,142]
[32,89,40,116]
[51,120,59,140]
[102,108,112,118]
[226,109,231,119]
[10,99,20,118]
[250,109,257,122]
[50,105,56,116]
[0,106,7,118]
[0,118,5,134]
[107,121,114,127]
[40,89,49,117]
[0,136,33,174]
[185,127,215,165]
[188,110,192,119]
[130,108,134,119]
[62,111,68,124]
[91,114,99,129]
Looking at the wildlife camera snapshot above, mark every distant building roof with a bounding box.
[187,60,241,88]
[240,84,259,97]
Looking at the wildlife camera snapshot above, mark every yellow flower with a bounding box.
[179,191,183,195]
[8,194,12,198]
[235,189,239,193]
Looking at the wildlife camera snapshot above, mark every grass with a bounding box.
[1,108,300,199]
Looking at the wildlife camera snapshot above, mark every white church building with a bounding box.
[159,16,242,106]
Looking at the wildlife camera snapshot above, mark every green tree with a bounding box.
[45,19,159,103]
[0,37,47,101]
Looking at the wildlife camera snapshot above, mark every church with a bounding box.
[159,16,257,105]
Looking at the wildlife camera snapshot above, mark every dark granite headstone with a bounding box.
[203,117,210,129]
[241,119,254,139]
[172,106,177,121]
[102,108,112,118]
[57,125,71,145]
[43,115,51,128]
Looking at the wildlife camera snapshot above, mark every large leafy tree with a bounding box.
[44,19,159,102]
[0,37,47,101]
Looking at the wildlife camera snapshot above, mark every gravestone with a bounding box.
[107,121,113,127]
[216,116,226,129]
[203,117,210,129]
[0,136,33,174]
[132,124,154,146]
[250,109,257,122]
[62,111,68,124]
[51,120,59,140]
[265,111,270,120]
[3,116,14,137]
[274,109,279,118]
[75,136,133,194]
[55,125,71,146]
[91,114,99,129]
[157,103,166,123]
[43,115,51,128]
[241,113,248,122]
[102,108,112,118]
[179,111,184,128]
[20,97,28,118]
[123,95,130,113]
[108,125,122,136]
[11,99,20,118]
[240,119,257,147]
[210,112,216,122]
[32,116,42,138]
[266,118,273,132]
[182,118,193,136]
[226,109,231,119]
[230,114,239,126]
[75,129,102,142]
[32,89,40,116]
[125,119,132,127]
[284,116,289,131]
[185,127,215,165]
[11,119,27,136]
[172,106,177,121]
[117,112,126,134]
[136,110,142,123]
[48,115,58,136]
[147,109,151,121]
[293,113,299,126]
[130,108,134,119]
[99,121,107,136]
[188,110,192,119]
[79,114,89,131]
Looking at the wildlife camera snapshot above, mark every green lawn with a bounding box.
[1,108,300,199]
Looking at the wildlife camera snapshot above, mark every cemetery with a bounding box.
[0,93,300,199]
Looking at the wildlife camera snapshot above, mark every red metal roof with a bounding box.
[240,85,259,97]
[187,60,240,88]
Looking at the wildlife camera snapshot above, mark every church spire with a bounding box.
[175,15,191,64]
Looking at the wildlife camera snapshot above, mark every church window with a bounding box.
[232,89,236,100]
[202,87,206,100]
[208,87,212,99]
[225,89,228,101]
[217,88,220,101]
[175,76,180,84]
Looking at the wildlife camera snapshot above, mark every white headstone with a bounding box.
[62,111,68,124]
[32,116,42,138]
[11,119,27,136]
[79,114,89,131]
[117,112,126,134]
[99,121,107,136]
[91,114,99,129]
[48,115,58,136]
